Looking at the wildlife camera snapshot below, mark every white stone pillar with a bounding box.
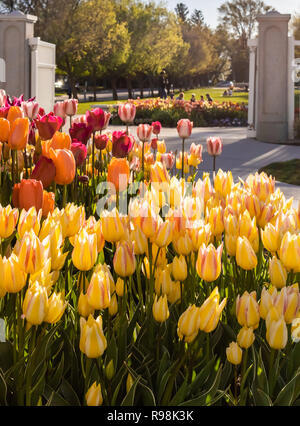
[256,11,291,143]
[247,39,258,138]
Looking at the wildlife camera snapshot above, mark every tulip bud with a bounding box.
[177,304,200,341]
[118,103,136,124]
[198,287,227,333]
[116,277,126,297]
[155,267,173,296]
[266,316,288,350]
[279,232,300,272]
[108,293,118,317]
[196,243,223,282]
[18,230,48,275]
[172,255,187,282]
[236,291,260,328]
[44,291,66,324]
[3,254,26,293]
[86,270,111,310]
[126,373,134,393]
[237,327,255,349]
[152,294,169,322]
[167,280,182,304]
[0,205,19,239]
[101,208,125,243]
[259,286,277,320]
[105,360,115,381]
[113,240,136,277]
[226,342,242,365]
[268,256,287,289]
[85,381,103,406]
[22,282,48,325]
[236,236,257,270]
[17,206,42,239]
[130,226,148,255]
[72,229,98,271]
[79,315,107,358]
[177,119,193,139]
[78,292,94,317]
[261,223,280,253]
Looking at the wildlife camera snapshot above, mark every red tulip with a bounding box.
[118,103,136,124]
[12,179,44,212]
[112,131,134,158]
[177,119,193,139]
[137,124,152,143]
[69,122,93,145]
[151,138,158,150]
[30,155,56,188]
[71,141,87,166]
[207,137,223,156]
[151,121,162,135]
[0,106,9,118]
[85,108,105,132]
[36,113,63,140]
[64,99,78,116]
[94,133,109,150]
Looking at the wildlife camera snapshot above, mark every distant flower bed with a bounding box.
[110,98,248,128]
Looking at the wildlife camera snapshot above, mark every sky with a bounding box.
[162,0,299,29]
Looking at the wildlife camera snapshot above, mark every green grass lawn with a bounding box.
[76,87,249,115]
[259,159,300,186]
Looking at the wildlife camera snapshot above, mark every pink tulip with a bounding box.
[53,101,67,119]
[160,152,175,169]
[21,101,39,120]
[85,108,105,132]
[102,111,111,130]
[71,141,87,166]
[64,99,78,116]
[69,122,93,145]
[112,131,134,158]
[206,137,223,156]
[35,113,63,140]
[0,89,7,107]
[177,119,193,139]
[137,124,152,143]
[94,133,109,150]
[118,103,136,124]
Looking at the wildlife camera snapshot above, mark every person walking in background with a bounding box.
[190,93,196,102]
[159,69,168,99]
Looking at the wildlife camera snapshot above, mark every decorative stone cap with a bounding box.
[0,10,37,23]
[257,10,291,22]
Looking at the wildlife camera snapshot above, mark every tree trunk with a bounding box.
[127,77,133,99]
[139,76,144,99]
[111,77,118,100]
[92,67,97,102]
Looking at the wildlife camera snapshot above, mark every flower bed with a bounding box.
[110,98,248,128]
[0,92,300,407]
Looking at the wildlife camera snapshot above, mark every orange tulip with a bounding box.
[7,106,23,126]
[12,179,44,212]
[107,157,130,192]
[42,131,71,157]
[7,117,29,150]
[0,118,10,142]
[49,148,76,185]
[42,191,55,217]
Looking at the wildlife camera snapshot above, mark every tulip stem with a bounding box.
[62,184,67,208]
[181,138,185,179]
[142,141,145,181]
[92,131,96,190]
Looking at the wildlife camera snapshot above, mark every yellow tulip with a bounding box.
[22,281,48,325]
[116,277,126,297]
[266,316,288,350]
[198,287,227,333]
[101,208,125,243]
[61,203,85,238]
[236,291,260,328]
[108,293,118,316]
[268,256,287,289]
[130,226,147,255]
[261,223,280,253]
[177,304,200,341]
[236,236,257,270]
[206,206,224,237]
[226,342,243,365]
[0,256,7,297]
[44,291,66,324]
[273,285,300,324]
[78,292,94,317]
[259,286,277,320]
[172,232,193,256]
[0,205,19,239]
[214,169,233,199]
[225,234,238,257]
[196,243,223,282]
[85,381,103,406]
[152,294,169,322]
[72,228,98,271]
[279,232,300,272]
[167,280,182,304]
[188,223,212,252]
[113,240,136,277]
[17,207,42,239]
[237,327,255,349]
[153,220,173,248]
[3,254,27,293]
[86,270,111,310]
[172,255,187,282]
[18,230,49,275]
[79,315,107,358]
[155,267,173,296]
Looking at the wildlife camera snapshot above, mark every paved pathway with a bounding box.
[66,119,300,207]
